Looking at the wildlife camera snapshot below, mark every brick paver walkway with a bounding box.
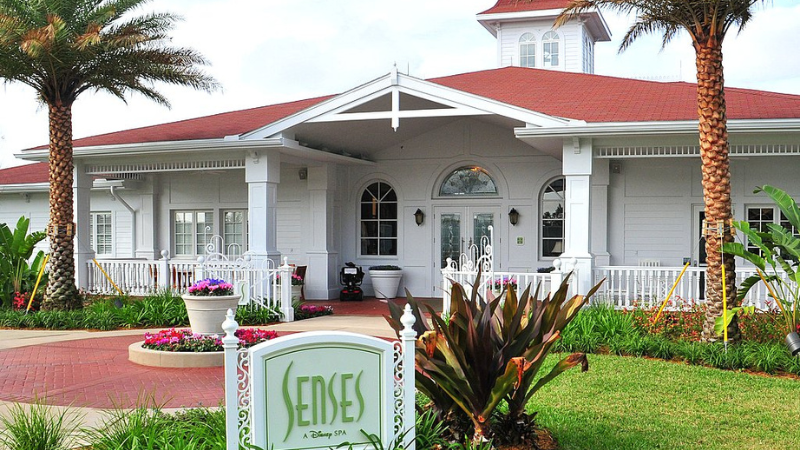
[0,335,224,408]
[0,298,440,409]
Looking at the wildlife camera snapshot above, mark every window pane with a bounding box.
[361,239,378,255]
[379,239,397,255]
[541,178,566,258]
[379,202,397,219]
[360,182,398,255]
[361,202,377,219]
[361,221,378,238]
[379,221,397,238]
[439,166,498,196]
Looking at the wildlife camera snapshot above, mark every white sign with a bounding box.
[221,307,417,450]
[251,333,393,450]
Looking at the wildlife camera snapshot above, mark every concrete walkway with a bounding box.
[0,312,398,432]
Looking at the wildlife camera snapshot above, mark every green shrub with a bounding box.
[387,274,601,444]
[0,399,83,450]
[745,342,790,374]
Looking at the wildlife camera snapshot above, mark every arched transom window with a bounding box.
[541,177,565,257]
[543,31,560,67]
[360,181,398,256]
[519,33,536,68]
[439,166,498,197]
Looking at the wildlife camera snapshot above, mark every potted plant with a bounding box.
[492,276,518,296]
[722,185,800,355]
[182,278,240,335]
[368,265,402,299]
[277,273,304,300]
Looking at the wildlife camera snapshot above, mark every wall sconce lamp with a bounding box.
[508,208,520,226]
[414,208,425,226]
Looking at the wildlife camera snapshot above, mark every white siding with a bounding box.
[337,117,562,296]
[497,21,585,72]
[606,157,800,267]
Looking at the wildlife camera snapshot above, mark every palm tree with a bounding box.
[0,0,217,310]
[553,0,767,341]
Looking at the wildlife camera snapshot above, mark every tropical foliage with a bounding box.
[554,0,771,341]
[387,273,602,445]
[722,185,800,336]
[0,0,217,309]
[0,217,47,308]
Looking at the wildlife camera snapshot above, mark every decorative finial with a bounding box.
[221,308,238,339]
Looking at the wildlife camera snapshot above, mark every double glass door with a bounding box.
[435,207,500,269]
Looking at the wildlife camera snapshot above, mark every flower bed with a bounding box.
[186,278,234,296]
[294,304,333,320]
[142,327,277,352]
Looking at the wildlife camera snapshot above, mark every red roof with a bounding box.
[479,0,573,15]
[432,67,800,122]
[18,67,800,156]
[0,162,48,185]
[32,95,333,150]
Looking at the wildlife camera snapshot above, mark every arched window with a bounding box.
[439,166,498,197]
[541,178,565,257]
[542,31,560,67]
[582,33,594,73]
[519,33,536,68]
[360,181,397,256]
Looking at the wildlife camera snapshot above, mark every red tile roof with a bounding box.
[32,95,333,150]
[431,67,800,122]
[479,0,573,15]
[0,162,48,185]
[17,67,800,159]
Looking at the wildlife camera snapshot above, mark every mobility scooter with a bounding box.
[339,262,364,301]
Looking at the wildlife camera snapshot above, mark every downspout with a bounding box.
[109,186,137,258]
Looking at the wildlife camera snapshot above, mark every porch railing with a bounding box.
[87,254,295,321]
[88,258,196,296]
[593,265,780,310]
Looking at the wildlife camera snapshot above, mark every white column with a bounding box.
[246,150,281,265]
[591,159,610,266]
[73,161,94,290]
[561,138,594,294]
[137,175,158,259]
[306,164,339,300]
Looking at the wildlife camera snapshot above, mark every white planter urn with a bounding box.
[277,285,303,301]
[369,268,403,299]
[182,294,241,335]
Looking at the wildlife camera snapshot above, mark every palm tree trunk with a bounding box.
[695,38,740,342]
[42,103,81,310]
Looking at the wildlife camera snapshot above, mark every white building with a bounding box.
[2,0,799,304]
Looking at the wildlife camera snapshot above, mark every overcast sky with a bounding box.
[1,0,798,168]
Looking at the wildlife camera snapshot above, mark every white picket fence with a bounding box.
[87,257,197,296]
[593,265,781,310]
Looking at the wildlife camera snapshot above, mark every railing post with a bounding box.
[399,304,417,450]
[159,250,170,291]
[221,309,240,450]
[550,258,563,298]
[280,257,294,322]
[441,258,454,315]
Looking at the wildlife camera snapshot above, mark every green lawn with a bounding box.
[529,353,800,450]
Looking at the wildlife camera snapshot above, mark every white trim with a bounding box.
[0,183,48,193]
[16,137,375,166]
[87,159,245,175]
[477,10,611,42]
[597,143,800,158]
[515,118,800,139]
[243,71,569,141]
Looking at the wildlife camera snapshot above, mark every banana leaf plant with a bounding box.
[0,217,47,307]
[721,185,800,337]
[386,271,603,444]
